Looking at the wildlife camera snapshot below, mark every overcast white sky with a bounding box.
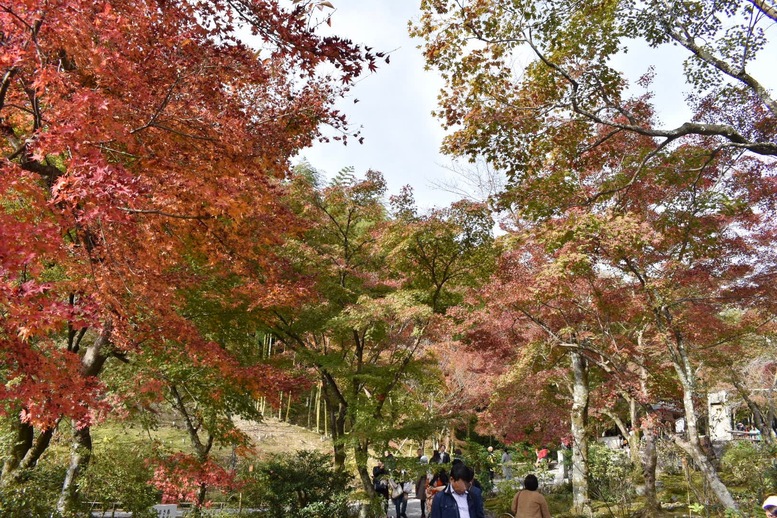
[295,1,776,211]
[295,1,458,210]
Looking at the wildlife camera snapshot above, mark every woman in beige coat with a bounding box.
[511,474,551,518]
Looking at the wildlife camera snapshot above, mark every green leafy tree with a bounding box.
[259,168,439,492]
[99,267,308,510]
[412,0,777,178]
[386,189,497,314]
[259,167,495,495]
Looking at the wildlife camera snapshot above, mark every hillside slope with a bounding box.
[234,417,333,459]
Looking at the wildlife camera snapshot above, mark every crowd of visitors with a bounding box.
[371,444,552,518]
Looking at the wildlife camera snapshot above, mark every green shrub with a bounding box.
[720,440,777,508]
[239,450,352,517]
[488,478,523,515]
[460,441,498,494]
[657,438,684,475]
[79,438,161,517]
[587,443,635,513]
[0,464,65,517]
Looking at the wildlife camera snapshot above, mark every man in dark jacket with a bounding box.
[430,462,485,518]
[439,445,451,464]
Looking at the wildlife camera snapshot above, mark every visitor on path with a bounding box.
[430,462,485,518]
[486,446,497,484]
[511,474,551,518]
[439,445,451,464]
[372,460,389,515]
[763,496,777,517]
[430,450,441,464]
[373,460,388,494]
[534,447,549,467]
[426,467,449,516]
[418,447,429,464]
[416,449,430,518]
[389,471,411,518]
[453,448,464,462]
[385,450,397,472]
[373,460,390,515]
[501,449,513,480]
[452,458,483,493]
[416,470,429,518]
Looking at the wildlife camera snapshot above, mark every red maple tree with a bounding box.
[0,0,377,507]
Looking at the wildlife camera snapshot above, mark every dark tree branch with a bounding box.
[747,0,777,23]
[666,26,777,117]
[524,33,777,157]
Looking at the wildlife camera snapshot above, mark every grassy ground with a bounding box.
[89,415,332,461]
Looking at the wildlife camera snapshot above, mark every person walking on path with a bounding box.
[418,447,429,464]
[373,460,390,516]
[511,474,551,518]
[430,462,485,518]
[501,449,513,480]
[439,445,451,464]
[534,447,549,468]
[390,472,411,518]
[430,450,441,464]
[486,446,497,485]
[426,467,448,516]
[763,496,777,517]
[416,448,430,518]
[416,469,429,518]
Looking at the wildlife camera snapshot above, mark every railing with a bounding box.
[86,501,122,517]
[731,430,761,441]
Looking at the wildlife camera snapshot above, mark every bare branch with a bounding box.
[0,67,16,110]
[747,0,777,23]
[130,74,186,135]
[666,26,777,117]
[525,36,777,156]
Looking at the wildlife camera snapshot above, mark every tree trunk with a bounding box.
[57,425,93,513]
[603,399,660,515]
[0,418,33,485]
[355,439,377,496]
[730,374,775,444]
[652,302,738,511]
[329,399,348,469]
[627,398,642,467]
[168,383,214,512]
[569,350,591,514]
[673,356,738,510]
[633,347,660,515]
[57,322,112,513]
[641,428,660,516]
[196,482,208,511]
[20,424,59,470]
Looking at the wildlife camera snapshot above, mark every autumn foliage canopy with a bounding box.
[0,0,374,431]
